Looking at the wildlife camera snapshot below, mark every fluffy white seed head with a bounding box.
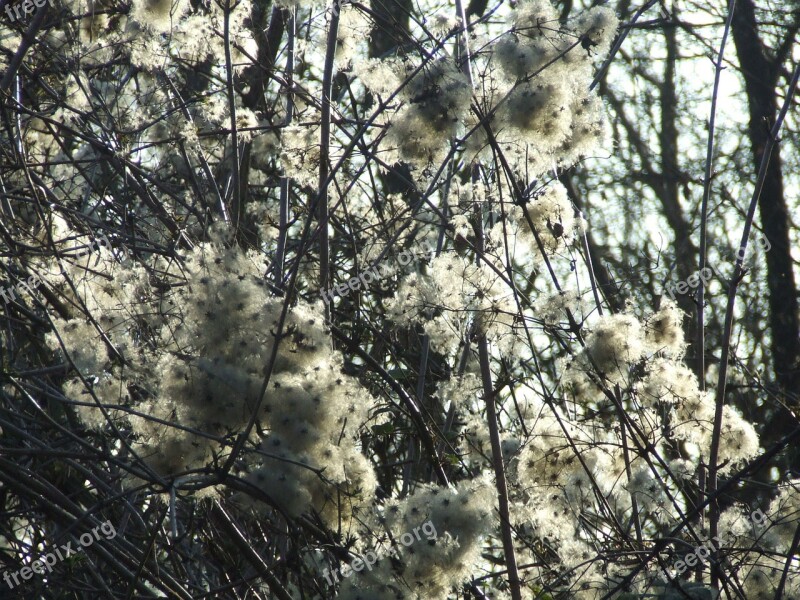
[644,300,686,356]
[585,313,645,377]
[130,0,187,32]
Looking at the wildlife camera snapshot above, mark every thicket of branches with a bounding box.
[0,0,798,598]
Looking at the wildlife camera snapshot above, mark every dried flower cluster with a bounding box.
[338,479,496,600]
[44,230,375,524]
[383,58,472,167]
[472,1,617,179]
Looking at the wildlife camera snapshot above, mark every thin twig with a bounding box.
[707,59,800,590]
[274,8,295,288]
[211,502,294,600]
[696,1,736,579]
[317,1,341,322]
[697,0,736,387]
[222,0,237,224]
[475,204,522,600]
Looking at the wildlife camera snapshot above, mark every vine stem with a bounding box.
[707,59,800,589]
[455,3,521,594]
[222,0,237,225]
[697,0,736,389]
[696,0,736,579]
[317,0,341,322]
[476,199,522,600]
[274,8,295,288]
[478,334,522,600]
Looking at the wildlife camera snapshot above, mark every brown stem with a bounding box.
[475,202,521,600]
[707,60,800,589]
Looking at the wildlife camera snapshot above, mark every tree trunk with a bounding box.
[731,0,800,471]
